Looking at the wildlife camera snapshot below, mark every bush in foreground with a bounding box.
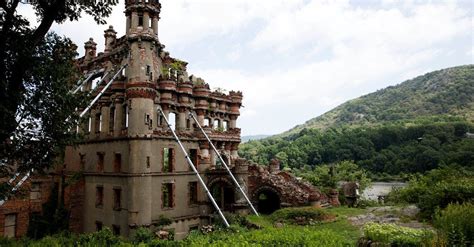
[434,203,474,246]
[361,223,434,246]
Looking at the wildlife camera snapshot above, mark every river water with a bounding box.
[362,182,407,200]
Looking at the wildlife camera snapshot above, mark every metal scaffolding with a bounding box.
[189,112,259,216]
[158,108,230,227]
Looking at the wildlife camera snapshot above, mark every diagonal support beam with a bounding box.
[158,108,230,227]
[189,112,259,216]
[79,64,127,118]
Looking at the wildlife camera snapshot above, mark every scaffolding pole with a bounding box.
[189,113,259,216]
[158,108,230,227]
[71,69,104,94]
[79,64,127,118]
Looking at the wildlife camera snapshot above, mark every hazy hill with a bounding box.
[241,135,271,143]
[284,65,474,136]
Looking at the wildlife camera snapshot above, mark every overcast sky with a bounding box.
[20,0,473,136]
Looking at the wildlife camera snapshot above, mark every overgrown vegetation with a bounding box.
[0,207,360,246]
[240,66,474,178]
[434,203,474,246]
[240,121,474,177]
[361,223,434,246]
[386,166,474,219]
[283,65,474,134]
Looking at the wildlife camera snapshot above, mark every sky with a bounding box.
[19,0,473,136]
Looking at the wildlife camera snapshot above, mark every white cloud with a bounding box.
[16,0,472,135]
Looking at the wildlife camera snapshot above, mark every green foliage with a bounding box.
[240,121,474,176]
[182,227,352,246]
[284,65,474,135]
[363,222,434,246]
[2,207,364,246]
[270,207,330,225]
[0,0,118,185]
[133,227,155,244]
[386,166,474,219]
[156,215,172,228]
[294,161,371,191]
[434,203,474,246]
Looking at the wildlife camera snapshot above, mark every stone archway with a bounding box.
[209,178,235,212]
[254,186,281,214]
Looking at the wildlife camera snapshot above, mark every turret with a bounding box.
[125,0,161,36]
[84,38,97,62]
[104,25,117,53]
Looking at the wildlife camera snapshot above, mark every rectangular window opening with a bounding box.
[96,186,104,208]
[112,225,121,235]
[4,214,17,238]
[113,188,122,210]
[95,221,103,231]
[189,182,198,205]
[138,16,143,27]
[114,153,121,173]
[30,182,41,200]
[162,148,174,172]
[109,107,115,133]
[189,149,199,170]
[162,183,174,208]
[97,152,104,172]
[80,154,86,170]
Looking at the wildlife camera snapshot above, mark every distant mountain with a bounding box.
[283,65,474,136]
[241,135,271,143]
[239,65,474,174]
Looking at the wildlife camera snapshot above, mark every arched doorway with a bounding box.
[210,180,235,212]
[256,188,281,214]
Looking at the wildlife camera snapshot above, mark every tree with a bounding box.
[0,1,118,194]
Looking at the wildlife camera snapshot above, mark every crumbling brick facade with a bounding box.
[0,176,54,238]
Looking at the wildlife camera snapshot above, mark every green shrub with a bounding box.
[363,222,434,246]
[183,227,352,246]
[386,166,474,219]
[434,203,474,246]
[133,227,155,244]
[270,207,330,225]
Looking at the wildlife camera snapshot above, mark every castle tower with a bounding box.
[123,0,163,231]
[64,0,246,240]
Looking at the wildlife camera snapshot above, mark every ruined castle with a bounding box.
[0,0,323,239]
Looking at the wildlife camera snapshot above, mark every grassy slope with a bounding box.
[282,65,474,136]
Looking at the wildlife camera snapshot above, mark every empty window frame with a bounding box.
[138,15,143,27]
[223,121,229,131]
[122,104,129,129]
[162,183,174,208]
[96,186,104,208]
[4,214,17,238]
[88,116,92,133]
[189,182,198,205]
[112,225,121,235]
[113,153,121,173]
[213,119,220,130]
[30,182,41,200]
[204,118,210,127]
[189,149,199,170]
[113,188,122,210]
[109,107,115,133]
[95,112,102,133]
[97,152,105,172]
[168,112,176,130]
[162,148,174,172]
[95,221,103,231]
[80,154,86,170]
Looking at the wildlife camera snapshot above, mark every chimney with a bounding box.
[104,25,117,53]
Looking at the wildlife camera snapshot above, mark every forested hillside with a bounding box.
[284,65,473,135]
[239,65,474,176]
